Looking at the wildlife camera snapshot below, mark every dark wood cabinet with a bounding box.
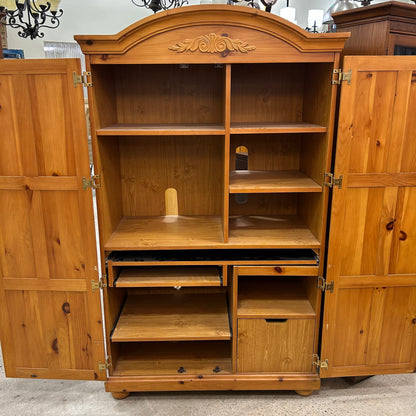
[333,1,416,56]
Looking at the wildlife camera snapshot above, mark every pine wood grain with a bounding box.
[228,215,320,249]
[230,122,326,134]
[115,266,221,287]
[104,216,223,250]
[111,293,231,342]
[237,318,315,373]
[229,170,322,193]
[96,124,225,136]
[113,342,231,376]
[237,278,316,318]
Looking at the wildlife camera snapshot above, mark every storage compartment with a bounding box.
[228,193,322,248]
[237,318,315,373]
[97,135,225,250]
[112,341,232,376]
[237,277,317,318]
[111,288,231,342]
[92,64,226,131]
[230,63,333,128]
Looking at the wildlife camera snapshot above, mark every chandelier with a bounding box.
[0,0,63,40]
[131,0,187,14]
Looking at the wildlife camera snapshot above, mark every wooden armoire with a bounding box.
[0,6,415,399]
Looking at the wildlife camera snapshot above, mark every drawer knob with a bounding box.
[177,366,186,374]
[274,266,283,273]
[213,366,221,373]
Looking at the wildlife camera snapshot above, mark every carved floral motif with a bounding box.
[168,33,256,54]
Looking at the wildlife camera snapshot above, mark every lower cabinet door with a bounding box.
[237,318,315,373]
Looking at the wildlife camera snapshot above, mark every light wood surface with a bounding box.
[229,170,322,193]
[230,122,326,134]
[237,318,315,373]
[105,373,321,392]
[238,278,316,318]
[321,56,416,378]
[115,266,221,287]
[111,293,231,342]
[113,342,231,376]
[104,216,223,250]
[228,216,320,249]
[0,59,106,381]
[96,124,225,136]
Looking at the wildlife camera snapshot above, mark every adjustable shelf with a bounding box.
[96,123,226,136]
[229,170,322,194]
[230,122,327,135]
[228,215,320,249]
[111,292,231,342]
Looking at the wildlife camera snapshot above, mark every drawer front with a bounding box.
[237,266,318,277]
[237,318,315,373]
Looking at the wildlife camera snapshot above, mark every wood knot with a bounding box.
[86,40,93,45]
[52,338,59,353]
[386,220,395,231]
[412,318,416,325]
[399,230,408,241]
[376,140,381,147]
[62,302,70,314]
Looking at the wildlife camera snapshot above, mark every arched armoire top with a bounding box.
[75,6,349,64]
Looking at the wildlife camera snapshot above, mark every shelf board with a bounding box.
[96,123,226,136]
[228,215,320,249]
[230,122,327,134]
[113,341,232,376]
[238,279,316,319]
[115,266,221,287]
[229,170,322,193]
[104,216,223,251]
[111,293,231,342]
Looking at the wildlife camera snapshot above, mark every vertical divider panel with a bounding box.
[223,64,232,242]
[231,266,238,373]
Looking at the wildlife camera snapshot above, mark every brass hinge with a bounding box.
[82,175,101,190]
[98,356,112,371]
[73,71,93,87]
[313,354,328,370]
[332,68,352,85]
[324,172,343,189]
[318,276,334,293]
[91,276,107,292]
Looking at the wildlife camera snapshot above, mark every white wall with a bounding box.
[4,0,415,58]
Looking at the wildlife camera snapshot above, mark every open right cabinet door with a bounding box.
[320,56,416,378]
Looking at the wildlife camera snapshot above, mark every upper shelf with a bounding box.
[229,170,322,194]
[230,122,327,135]
[96,123,226,136]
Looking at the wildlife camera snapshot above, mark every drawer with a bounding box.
[237,265,318,276]
[237,318,315,373]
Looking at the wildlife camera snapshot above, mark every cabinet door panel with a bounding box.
[321,56,416,377]
[0,59,105,381]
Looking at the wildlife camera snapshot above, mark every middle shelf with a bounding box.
[111,292,231,342]
[229,170,322,193]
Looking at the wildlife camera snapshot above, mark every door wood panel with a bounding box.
[321,56,416,377]
[0,59,105,381]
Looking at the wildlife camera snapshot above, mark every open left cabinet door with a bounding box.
[0,59,106,381]
[320,56,416,378]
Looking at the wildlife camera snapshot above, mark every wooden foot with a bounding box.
[111,391,130,400]
[344,376,373,384]
[295,390,314,397]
